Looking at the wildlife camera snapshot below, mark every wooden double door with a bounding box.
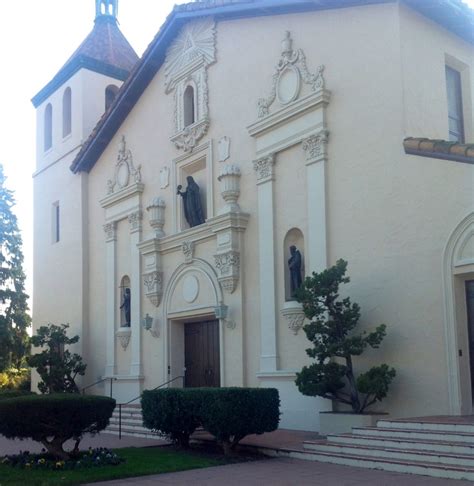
[184,320,220,388]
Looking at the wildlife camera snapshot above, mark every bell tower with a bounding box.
[95,0,118,20]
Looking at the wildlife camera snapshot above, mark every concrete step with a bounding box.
[328,432,474,455]
[106,425,162,439]
[303,440,474,467]
[262,446,474,481]
[378,419,474,434]
[110,415,143,425]
[352,426,474,444]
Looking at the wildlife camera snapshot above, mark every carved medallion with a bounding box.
[183,275,199,303]
[107,136,142,194]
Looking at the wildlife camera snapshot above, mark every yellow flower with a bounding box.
[25,463,31,468]
[55,461,64,468]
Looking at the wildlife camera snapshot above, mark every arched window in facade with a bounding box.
[119,276,131,327]
[105,85,119,111]
[183,85,195,127]
[44,103,53,151]
[62,87,72,138]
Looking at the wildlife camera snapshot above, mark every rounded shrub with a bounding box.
[141,389,201,448]
[199,388,280,453]
[141,387,280,453]
[0,394,115,459]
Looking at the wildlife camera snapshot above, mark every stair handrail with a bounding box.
[82,377,117,397]
[117,375,184,439]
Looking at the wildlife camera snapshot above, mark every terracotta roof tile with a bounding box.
[403,137,474,165]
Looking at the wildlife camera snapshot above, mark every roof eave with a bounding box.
[32,56,131,108]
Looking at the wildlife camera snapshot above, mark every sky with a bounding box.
[0,0,473,309]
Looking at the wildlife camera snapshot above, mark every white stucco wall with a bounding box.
[34,2,474,427]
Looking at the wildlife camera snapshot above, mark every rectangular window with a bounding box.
[445,66,465,143]
[52,201,60,243]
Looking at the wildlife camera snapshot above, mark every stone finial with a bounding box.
[147,197,166,238]
[217,164,241,214]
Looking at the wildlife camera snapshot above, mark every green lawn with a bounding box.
[0,447,225,486]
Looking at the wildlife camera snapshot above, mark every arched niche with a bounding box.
[284,228,305,301]
[119,275,131,328]
[443,212,474,414]
[183,83,196,127]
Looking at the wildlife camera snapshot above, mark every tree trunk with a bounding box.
[345,355,361,412]
[41,437,70,461]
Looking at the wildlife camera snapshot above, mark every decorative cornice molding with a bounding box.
[100,182,144,209]
[253,154,275,184]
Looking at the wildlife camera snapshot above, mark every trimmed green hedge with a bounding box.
[142,387,280,452]
[0,390,34,401]
[142,388,202,447]
[0,394,115,459]
[200,388,280,452]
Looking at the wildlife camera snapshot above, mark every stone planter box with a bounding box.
[319,411,388,435]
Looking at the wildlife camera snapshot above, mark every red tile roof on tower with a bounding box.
[32,16,138,107]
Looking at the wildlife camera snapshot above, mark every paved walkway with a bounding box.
[84,457,473,485]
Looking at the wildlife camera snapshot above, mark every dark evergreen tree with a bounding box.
[295,260,396,413]
[0,164,30,371]
[28,324,86,393]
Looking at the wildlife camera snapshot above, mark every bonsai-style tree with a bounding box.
[0,394,115,460]
[295,260,396,413]
[28,324,86,394]
[0,164,31,372]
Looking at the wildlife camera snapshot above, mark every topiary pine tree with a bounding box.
[0,164,31,371]
[28,324,86,394]
[295,259,396,413]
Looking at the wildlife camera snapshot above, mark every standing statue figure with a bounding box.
[120,288,131,327]
[288,245,303,298]
[177,176,205,227]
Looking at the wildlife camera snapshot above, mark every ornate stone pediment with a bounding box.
[257,31,325,118]
[165,19,216,153]
[107,136,141,194]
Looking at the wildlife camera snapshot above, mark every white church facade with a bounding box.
[32,0,474,431]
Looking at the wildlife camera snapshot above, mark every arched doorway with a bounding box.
[162,259,224,388]
[443,212,474,414]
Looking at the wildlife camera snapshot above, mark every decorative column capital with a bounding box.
[214,250,240,293]
[253,154,275,184]
[302,129,329,165]
[128,210,143,233]
[143,271,163,307]
[103,221,117,242]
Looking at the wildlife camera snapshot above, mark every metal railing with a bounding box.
[117,375,184,439]
[82,377,117,398]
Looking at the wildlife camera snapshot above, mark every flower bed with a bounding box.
[1,448,124,471]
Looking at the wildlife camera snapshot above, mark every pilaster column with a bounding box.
[103,221,117,377]
[253,154,278,372]
[128,210,143,376]
[302,130,329,272]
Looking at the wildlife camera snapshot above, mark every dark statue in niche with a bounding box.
[288,245,303,299]
[177,176,205,227]
[120,288,131,327]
